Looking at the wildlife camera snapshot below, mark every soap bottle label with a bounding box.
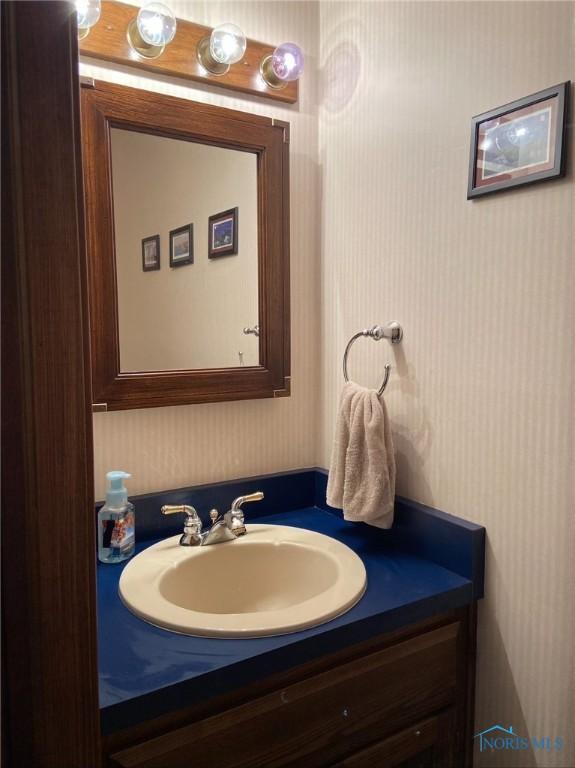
[110,511,135,554]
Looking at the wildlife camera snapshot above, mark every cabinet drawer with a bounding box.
[110,622,460,768]
[332,710,456,768]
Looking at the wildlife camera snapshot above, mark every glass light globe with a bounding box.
[209,24,247,65]
[271,42,304,82]
[137,2,177,47]
[75,0,101,30]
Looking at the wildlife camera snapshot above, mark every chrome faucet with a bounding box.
[224,492,264,536]
[161,491,264,547]
[160,504,203,546]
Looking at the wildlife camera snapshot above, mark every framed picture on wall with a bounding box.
[467,81,569,199]
[208,207,238,258]
[169,224,194,267]
[141,235,160,271]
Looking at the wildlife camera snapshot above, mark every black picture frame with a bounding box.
[208,207,238,258]
[467,81,570,199]
[169,224,194,267]
[141,234,160,271]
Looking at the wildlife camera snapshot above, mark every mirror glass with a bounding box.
[110,128,259,372]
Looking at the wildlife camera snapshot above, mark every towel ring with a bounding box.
[343,322,403,396]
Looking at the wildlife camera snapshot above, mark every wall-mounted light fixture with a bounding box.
[260,42,304,89]
[197,23,247,75]
[127,1,177,59]
[78,1,301,104]
[75,0,101,40]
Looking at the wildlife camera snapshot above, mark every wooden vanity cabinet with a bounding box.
[332,709,456,768]
[105,607,476,768]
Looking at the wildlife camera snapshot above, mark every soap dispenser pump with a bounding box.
[98,471,135,564]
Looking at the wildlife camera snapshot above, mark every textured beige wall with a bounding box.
[83,0,320,501]
[84,2,574,763]
[111,129,259,370]
[318,2,575,766]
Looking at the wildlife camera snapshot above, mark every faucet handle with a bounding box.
[161,504,198,518]
[160,504,202,546]
[226,491,264,537]
[244,491,264,503]
[230,491,264,512]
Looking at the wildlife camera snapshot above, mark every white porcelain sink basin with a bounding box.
[119,524,366,638]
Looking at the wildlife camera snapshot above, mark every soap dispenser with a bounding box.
[98,471,135,564]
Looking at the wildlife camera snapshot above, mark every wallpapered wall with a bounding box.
[84,0,321,502]
[87,2,574,765]
[318,3,575,766]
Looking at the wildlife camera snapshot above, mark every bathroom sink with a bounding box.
[119,524,366,638]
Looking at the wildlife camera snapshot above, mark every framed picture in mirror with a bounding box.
[169,224,193,267]
[142,235,160,271]
[209,207,238,258]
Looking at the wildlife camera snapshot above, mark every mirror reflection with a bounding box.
[110,128,259,372]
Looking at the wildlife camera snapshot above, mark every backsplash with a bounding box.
[96,467,485,598]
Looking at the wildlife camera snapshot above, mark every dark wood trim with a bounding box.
[79,0,298,104]
[463,602,478,767]
[81,80,290,410]
[277,120,291,392]
[1,2,101,766]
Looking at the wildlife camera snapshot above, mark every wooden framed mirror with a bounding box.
[81,80,290,410]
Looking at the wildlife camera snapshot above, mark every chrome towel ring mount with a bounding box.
[342,322,403,396]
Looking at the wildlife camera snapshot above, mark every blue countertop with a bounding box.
[98,505,481,734]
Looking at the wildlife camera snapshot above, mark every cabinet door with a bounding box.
[109,623,460,768]
[332,710,456,768]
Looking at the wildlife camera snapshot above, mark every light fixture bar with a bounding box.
[78,1,298,104]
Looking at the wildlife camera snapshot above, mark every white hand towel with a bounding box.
[326,381,396,529]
